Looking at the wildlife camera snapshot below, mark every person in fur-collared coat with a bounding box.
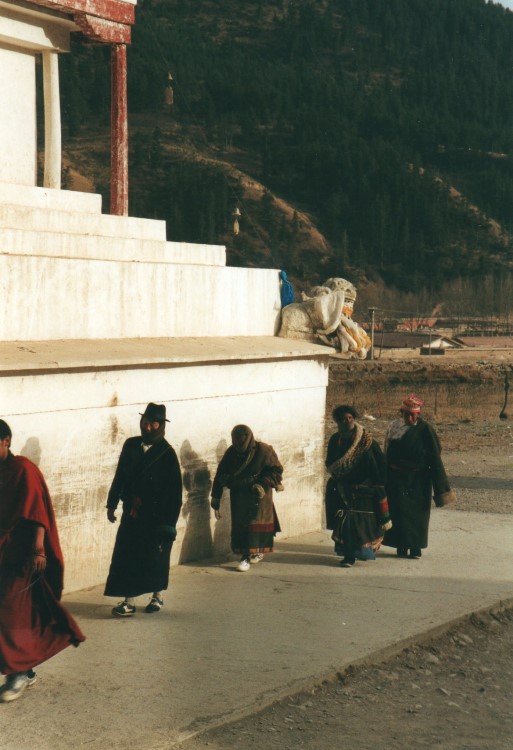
[325,405,391,568]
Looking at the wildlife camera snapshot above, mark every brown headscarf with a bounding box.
[231,425,256,455]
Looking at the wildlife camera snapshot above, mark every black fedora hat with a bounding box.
[139,402,170,423]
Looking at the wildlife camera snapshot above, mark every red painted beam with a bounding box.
[74,13,131,43]
[26,0,135,25]
[110,44,129,216]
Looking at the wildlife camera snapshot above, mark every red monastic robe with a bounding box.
[0,453,85,675]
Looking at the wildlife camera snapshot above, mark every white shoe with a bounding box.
[237,558,251,572]
[0,673,32,703]
[250,554,264,564]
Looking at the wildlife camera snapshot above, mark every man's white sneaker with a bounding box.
[237,558,251,572]
[0,673,31,703]
[250,554,264,564]
[112,601,136,617]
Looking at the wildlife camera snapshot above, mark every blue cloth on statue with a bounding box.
[279,271,295,307]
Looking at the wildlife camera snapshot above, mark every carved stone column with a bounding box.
[42,50,61,189]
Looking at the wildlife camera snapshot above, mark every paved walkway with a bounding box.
[2,510,513,750]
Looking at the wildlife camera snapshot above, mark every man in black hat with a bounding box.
[104,403,183,616]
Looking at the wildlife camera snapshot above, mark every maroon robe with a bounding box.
[0,452,85,675]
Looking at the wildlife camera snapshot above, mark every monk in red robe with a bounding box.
[0,419,85,703]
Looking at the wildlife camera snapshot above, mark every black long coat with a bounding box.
[104,437,183,597]
[384,418,452,550]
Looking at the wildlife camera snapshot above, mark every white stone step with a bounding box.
[0,182,102,213]
[0,226,167,261]
[165,241,225,266]
[0,203,166,241]
[0,254,281,341]
[0,227,227,265]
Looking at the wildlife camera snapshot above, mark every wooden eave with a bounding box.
[26,0,134,43]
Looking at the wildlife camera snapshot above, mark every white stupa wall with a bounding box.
[0,255,282,340]
[0,46,37,185]
[0,1,331,593]
[1,354,328,592]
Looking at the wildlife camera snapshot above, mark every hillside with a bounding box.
[59,0,513,314]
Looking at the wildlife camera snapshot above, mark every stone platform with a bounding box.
[0,177,331,593]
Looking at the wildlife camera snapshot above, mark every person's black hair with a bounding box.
[332,404,358,422]
[0,419,12,440]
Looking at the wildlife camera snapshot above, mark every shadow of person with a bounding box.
[212,438,233,558]
[179,440,213,563]
[20,436,42,466]
[59,600,113,621]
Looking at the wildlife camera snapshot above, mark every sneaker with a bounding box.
[249,554,264,564]
[27,670,37,687]
[237,558,251,572]
[409,549,422,559]
[340,557,356,568]
[145,595,164,613]
[0,673,31,703]
[397,548,408,558]
[112,601,136,617]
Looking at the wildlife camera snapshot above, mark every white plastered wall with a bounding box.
[0,45,37,185]
[0,358,328,592]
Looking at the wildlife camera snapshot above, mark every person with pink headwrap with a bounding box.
[384,394,456,559]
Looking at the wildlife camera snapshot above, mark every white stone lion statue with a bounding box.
[278,277,371,358]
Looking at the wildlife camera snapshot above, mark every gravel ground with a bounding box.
[175,607,513,750]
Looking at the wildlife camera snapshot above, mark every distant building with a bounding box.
[395,318,438,332]
[454,335,513,348]
[373,331,462,353]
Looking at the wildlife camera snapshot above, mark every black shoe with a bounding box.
[112,601,136,617]
[409,549,422,559]
[340,557,356,568]
[397,548,408,558]
[145,595,163,613]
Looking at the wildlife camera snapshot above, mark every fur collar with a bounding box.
[327,422,373,478]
